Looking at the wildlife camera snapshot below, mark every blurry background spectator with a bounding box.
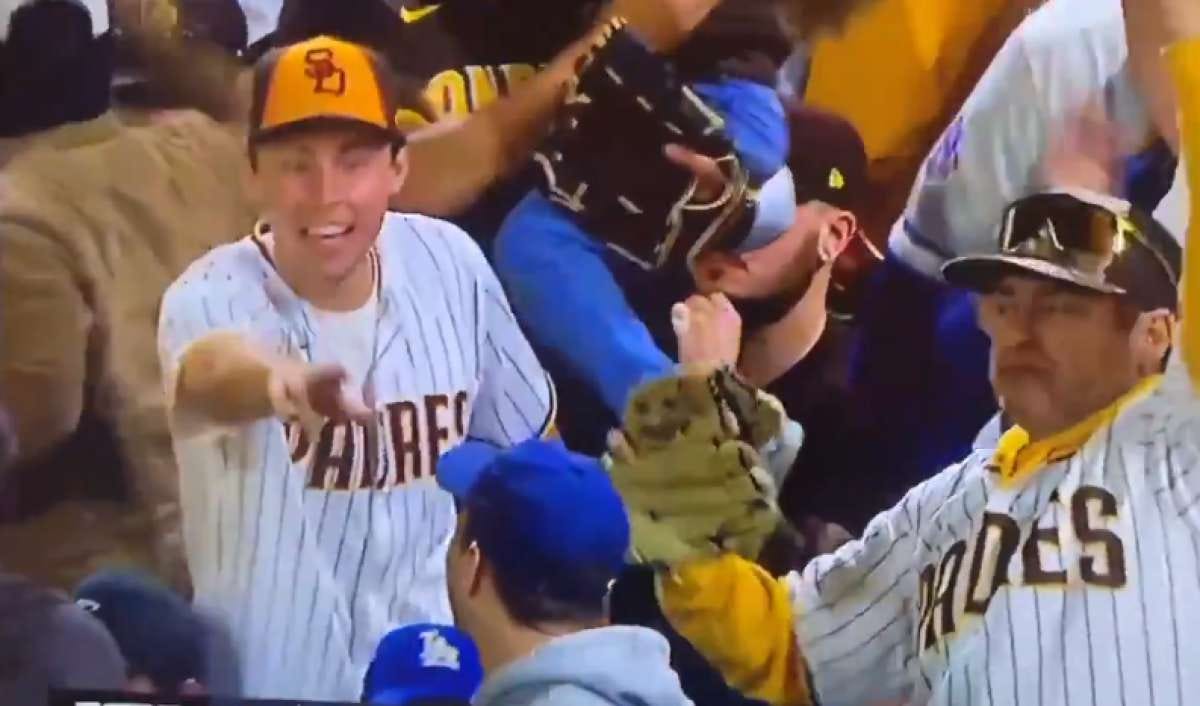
[845,0,1185,501]
[74,569,214,696]
[0,571,126,706]
[0,405,15,475]
[804,0,1046,249]
[0,0,254,594]
[110,0,250,119]
[363,624,482,706]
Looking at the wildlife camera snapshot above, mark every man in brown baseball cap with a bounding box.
[687,101,875,337]
[942,188,1181,439]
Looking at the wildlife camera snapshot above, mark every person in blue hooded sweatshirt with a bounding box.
[437,439,693,706]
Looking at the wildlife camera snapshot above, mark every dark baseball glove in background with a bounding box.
[533,17,756,271]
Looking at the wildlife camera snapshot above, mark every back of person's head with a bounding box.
[438,440,630,636]
[0,572,126,706]
[0,573,66,681]
[74,569,207,695]
[0,0,113,136]
[362,624,482,705]
[111,0,249,111]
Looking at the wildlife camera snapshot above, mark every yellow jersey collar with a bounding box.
[990,374,1163,487]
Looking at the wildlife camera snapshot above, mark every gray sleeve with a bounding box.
[887,30,1045,276]
[524,685,642,706]
[40,604,127,692]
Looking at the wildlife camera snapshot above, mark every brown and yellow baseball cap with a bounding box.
[249,34,414,146]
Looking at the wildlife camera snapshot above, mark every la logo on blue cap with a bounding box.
[419,629,462,671]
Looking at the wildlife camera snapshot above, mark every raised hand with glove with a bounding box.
[603,364,791,568]
[532,16,763,271]
[491,11,791,450]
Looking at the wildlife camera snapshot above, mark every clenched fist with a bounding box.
[672,293,742,374]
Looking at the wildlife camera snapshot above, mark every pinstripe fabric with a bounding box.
[790,356,1200,706]
[158,213,552,700]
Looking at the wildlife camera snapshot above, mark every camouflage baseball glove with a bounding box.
[603,367,788,567]
[533,17,756,271]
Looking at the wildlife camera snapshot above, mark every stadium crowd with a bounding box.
[0,0,1198,704]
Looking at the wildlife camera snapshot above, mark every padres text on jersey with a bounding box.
[157,213,553,701]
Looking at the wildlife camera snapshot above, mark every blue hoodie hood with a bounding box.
[474,626,694,706]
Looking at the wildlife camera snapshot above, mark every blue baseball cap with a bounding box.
[362,624,482,705]
[74,569,206,689]
[437,439,630,604]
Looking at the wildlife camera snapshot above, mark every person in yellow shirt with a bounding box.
[618,2,1200,701]
[804,0,1042,242]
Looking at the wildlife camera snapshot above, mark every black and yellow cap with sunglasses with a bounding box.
[942,190,1183,313]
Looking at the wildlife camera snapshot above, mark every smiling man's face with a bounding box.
[252,123,402,284]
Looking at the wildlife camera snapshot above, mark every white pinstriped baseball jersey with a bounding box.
[788,351,1200,706]
[157,212,553,701]
[889,0,1162,277]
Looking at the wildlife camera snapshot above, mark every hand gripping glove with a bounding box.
[604,368,787,567]
[533,17,756,271]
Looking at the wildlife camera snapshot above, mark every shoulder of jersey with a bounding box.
[1142,352,1197,412]
[379,211,488,266]
[164,236,271,304]
[911,448,991,507]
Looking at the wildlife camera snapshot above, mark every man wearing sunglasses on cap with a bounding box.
[619,159,1200,703]
[847,0,1194,499]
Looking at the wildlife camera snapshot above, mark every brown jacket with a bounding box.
[0,111,254,592]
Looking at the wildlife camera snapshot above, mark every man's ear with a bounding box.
[1131,308,1174,375]
[467,540,487,597]
[818,209,857,264]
